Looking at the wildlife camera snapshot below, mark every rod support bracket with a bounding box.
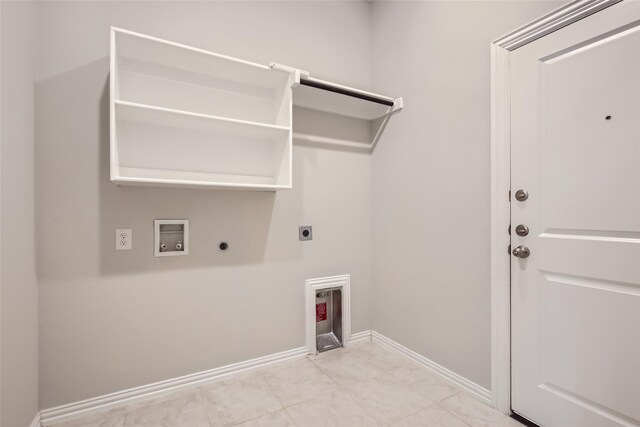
[269,62,309,87]
[391,97,403,114]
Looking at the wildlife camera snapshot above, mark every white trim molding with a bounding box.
[490,0,621,416]
[41,331,372,426]
[348,330,372,345]
[40,330,493,426]
[372,331,491,405]
[29,413,42,427]
[39,330,497,426]
[494,0,622,50]
[304,274,351,355]
[490,40,512,416]
[39,346,307,426]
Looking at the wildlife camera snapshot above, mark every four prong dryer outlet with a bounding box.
[299,226,312,241]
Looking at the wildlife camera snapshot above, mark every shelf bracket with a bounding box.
[270,61,402,153]
[269,62,309,88]
[370,97,403,152]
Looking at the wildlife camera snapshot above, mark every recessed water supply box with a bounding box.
[315,288,343,352]
[154,219,189,257]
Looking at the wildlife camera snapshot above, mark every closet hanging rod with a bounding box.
[299,77,395,107]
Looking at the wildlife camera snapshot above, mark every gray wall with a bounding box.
[27,0,571,412]
[370,1,564,390]
[1,1,39,425]
[36,1,373,408]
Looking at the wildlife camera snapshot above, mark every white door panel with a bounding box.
[538,238,640,285]
[510,1,640,426]
[541,25,640,232]
[543,274,640,420]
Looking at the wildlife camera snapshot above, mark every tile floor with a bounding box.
[54,342,522,427]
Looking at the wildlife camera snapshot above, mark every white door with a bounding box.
[510,1,640,426]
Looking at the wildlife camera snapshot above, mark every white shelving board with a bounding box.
[270,64,403,151]
[110,29,403,190]
[110,28,294,190]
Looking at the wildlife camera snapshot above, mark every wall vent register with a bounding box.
[110,27,402,191]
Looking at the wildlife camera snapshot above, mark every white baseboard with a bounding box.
[347,329,372,344]
[40,329,491,426]
[29,412,42,427]
[39,346,308,426]
[371,331,492,405]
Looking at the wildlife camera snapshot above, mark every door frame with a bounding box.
[489,0,622,415]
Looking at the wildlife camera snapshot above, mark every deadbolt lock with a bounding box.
[512,245,530,258]
[514,189,529,201]
[515,224,529,236]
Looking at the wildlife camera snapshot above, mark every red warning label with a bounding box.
[316,302,327,322]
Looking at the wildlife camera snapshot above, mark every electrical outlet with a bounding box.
[116,229,132,250]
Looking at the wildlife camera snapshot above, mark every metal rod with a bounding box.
[300,78,394,107]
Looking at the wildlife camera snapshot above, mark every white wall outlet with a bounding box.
[116,229,132,250]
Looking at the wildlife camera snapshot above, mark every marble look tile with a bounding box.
[312,343,406,384]
[394,404,470,427]
[54,408,125,427]
[285,387,383,427]
[407,377,460,402]
[237,409,296,427]
[123,389,209,427]
[52,343,512,427]
[390,362,461,402]
[314,344,434,424]
[328,342,459,402]
[338,373,434,424]
[442,393,522,427]
[200,373,283,426]
[259,357,337,406]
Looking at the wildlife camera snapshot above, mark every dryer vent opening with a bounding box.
[315,288,343,352]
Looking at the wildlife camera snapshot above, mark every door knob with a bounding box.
[514,189,529,201]
[512,245,530,258]
[515,224,529,236]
